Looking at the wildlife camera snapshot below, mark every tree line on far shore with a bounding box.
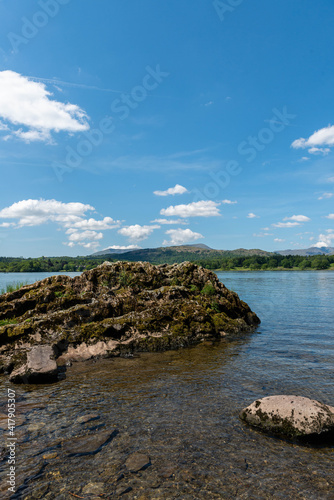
[0,253,333,273]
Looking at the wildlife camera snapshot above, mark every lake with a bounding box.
[0,271,333,499]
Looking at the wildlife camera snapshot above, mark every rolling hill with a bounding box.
[91,244,273,264]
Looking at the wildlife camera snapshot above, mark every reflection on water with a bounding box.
[0,271,333,499]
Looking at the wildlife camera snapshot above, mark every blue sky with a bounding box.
[0,0,334,257]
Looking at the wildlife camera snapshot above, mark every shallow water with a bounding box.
[0,272,81,292]
[0,271,333,499]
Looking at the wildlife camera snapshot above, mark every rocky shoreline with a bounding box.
[0,261,260,383]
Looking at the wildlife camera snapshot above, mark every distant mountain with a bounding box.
[92,247,136,257]
[90,244,273,263]
[275,247,334,256]
[93,244,334,259]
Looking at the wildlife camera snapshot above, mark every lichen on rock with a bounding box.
[0,261,260,383]
[240,395,334,444]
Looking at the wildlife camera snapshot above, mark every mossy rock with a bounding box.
[0,261,260,381]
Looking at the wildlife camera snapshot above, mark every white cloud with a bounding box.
[308,147,330,156]
[151,218,188,225]
[272,222,301,228]
[253,232,273,237]
[318,192,333,200]
[0,198,120,250]
[118,224,160,242]
[0,71,89,143]
[326,214,334,219]
[160,200,221,218]
[291,124,334,150]
[0,121,9,131]
[274,238,285,243]
[0,199,94,227]
[163,228,204,246]
[63,217,120,230]
[312,232,334,248]
[103,245,141,250]
[312,241,329,248]
[153,184,188,196]
[0,222,15,228]
[222,199,237,204]
[66,230,103,242]
[283,215,310,222]
[247,213,259,219]
[64,230,104,251]
[299,157,310,162]
[327,177,334,183]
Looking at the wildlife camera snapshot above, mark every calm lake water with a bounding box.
[0,271,333,499]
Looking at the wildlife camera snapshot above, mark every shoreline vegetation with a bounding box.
[0,252,334,274]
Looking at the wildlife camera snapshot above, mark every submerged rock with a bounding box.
[62,429,118,456]
[0,261,260,383]
[240,395,334,443]
[125,452,151,472]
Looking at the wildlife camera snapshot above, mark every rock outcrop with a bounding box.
[0,261,260,383]
[240,395,334,444]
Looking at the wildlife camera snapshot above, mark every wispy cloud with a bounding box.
[272,222,301,228]
[222,199,237,205]
[308,147,330,156]
[318,192,333,200]
[151,218,188,225]
[30,76,124,94]
[102,245,141,251]
[283,215,310,222]
[153,184,188,196]
[247,213,259,219]
[100,152,221,173]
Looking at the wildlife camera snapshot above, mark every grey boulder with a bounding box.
[9,345,58,384]
[240,395,334,443]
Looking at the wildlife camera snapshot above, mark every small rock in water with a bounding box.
[159,462,177,478]
[62,429,118,456]
[82,482,105,495]
[125,452,151,472]
[76,413,100,424]
[115,486,133,496]
[43,452,58,460]
[28,422,46,432]
[240,395,334,443]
